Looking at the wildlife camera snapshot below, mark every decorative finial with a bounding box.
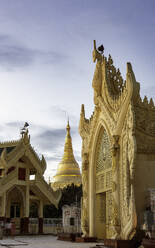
[66,118,70,132]
[149,98,154,108]
[20,122,29,138]
[80,104,85,117]
[97,44,104,54]
[93,40,103,62]
[93,40,96,50]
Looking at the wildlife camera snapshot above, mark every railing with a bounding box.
[43,218,62,226]
[43,218,63,234]
[29,218,38,234]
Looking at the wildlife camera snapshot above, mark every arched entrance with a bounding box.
[95,127,112,239]
[7,186,25,234]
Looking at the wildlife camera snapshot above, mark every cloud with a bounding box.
[0,44,36,68]
[2,105,79,151]
[35,126,76,152]
[46,155,62,162]
[0,34,10,42]
[0,34,68,70]
[6,121,23,128]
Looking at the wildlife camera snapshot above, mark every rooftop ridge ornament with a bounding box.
[106,54,125,97]
[0,140,20,146]
[93,40,104,63]
[92,40,129,113]
[20,122,29,138]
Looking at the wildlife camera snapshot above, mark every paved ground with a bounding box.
[0,235,104,248]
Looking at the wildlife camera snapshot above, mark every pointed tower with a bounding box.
[52,121,81,190]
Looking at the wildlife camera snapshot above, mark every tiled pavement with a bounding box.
[0,235,104,248]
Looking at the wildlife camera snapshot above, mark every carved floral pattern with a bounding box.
[121,104,137,239]
[81,153,89,237]
[78,42,142,240]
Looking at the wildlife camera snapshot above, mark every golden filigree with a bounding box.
[81,152,89,237]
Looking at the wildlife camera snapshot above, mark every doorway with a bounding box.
[96,192,106,239]
[10,204,20,218]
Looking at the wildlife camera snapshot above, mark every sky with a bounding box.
[0,0,155,181]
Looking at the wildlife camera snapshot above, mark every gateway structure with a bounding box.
[0,130,61,234]
[79,41,155,240]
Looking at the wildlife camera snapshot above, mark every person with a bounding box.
[11,221,16,236]
[145,206,154,239]
[5,221,11,237]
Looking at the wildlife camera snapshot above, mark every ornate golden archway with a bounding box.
[95,127,112,239]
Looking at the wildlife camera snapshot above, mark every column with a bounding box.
[25,185,29,217]
[38,200,43,234]
[111,135,120,239]
[39,200,43,218]
[81,153,89,237]
[89,164,95,237]
[21,185,29,234]
[2,193,6,217]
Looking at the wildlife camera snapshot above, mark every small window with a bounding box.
[30,174,35,180]
[70,217,74,226]
[18,168,26,180]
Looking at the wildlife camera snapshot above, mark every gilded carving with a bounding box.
[81,152,89,237]
[112,181,117,192]
[134,94,155,140]
[110,135,120,238]
[95,128,112,195]
[121,104,137,239]
[106,55,124,96]
[96,128,112,174]
[78,41,155,240]
[92,41,103,105]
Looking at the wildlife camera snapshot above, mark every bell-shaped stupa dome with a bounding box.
[52,121,81,190]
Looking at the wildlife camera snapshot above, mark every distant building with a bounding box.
[0,130,61,234]
[52,121,81,190]
[79,40,155,240]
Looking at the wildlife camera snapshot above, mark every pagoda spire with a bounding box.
[61,120,76,163]
[52,121,81,190]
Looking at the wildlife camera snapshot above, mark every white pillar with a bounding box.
[89,166,95,237]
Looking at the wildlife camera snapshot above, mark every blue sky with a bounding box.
[0,0,155,180]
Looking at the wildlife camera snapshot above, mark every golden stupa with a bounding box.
[52,121,81,190]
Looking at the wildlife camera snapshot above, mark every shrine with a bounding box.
[79,41,155,241]
[0,129,61,234]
